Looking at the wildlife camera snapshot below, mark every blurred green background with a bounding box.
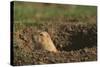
[13,1,97,31]
[14,2,97,22]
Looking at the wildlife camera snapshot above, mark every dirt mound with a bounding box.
[13,47,97,66]
[13,22,97,66]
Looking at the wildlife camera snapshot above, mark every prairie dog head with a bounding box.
[38,32,51,43]
[37,31,58,52]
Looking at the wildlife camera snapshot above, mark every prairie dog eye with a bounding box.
[40,33,43,36]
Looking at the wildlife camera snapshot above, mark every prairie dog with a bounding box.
[37,31,58,52]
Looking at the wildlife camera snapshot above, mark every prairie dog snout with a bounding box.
[37,31,58,52]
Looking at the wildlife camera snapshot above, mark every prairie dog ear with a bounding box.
[46,32,50,38]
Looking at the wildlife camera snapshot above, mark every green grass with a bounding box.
[13,1,97,31]
[14,2,97,23]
